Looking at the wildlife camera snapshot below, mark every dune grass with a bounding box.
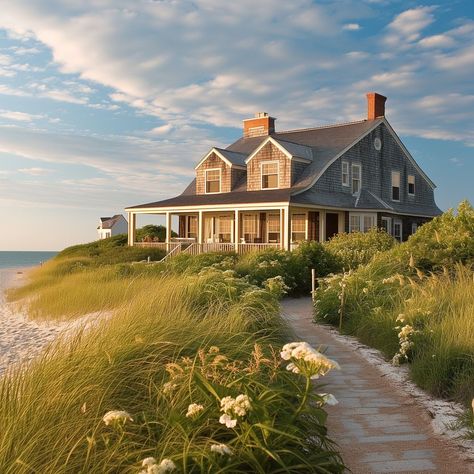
[0,271,343,473]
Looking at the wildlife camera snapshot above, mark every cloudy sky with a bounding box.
[0,0,473,250]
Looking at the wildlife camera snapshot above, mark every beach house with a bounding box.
[125,92,441,257]
[97,214,128,240]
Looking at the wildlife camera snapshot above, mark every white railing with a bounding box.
[237,243,280,254]
[159,244,183,262]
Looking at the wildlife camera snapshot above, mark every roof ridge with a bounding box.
[272,137,312,147]
[215,147,247,155]
[275,119,370,135]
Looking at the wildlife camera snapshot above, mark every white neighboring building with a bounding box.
[97,214,128,239]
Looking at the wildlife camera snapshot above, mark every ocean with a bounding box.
[0,251,58,269]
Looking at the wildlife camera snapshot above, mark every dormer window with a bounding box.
[205,169,221,194]
[352,163,361,194]
[261,161,279,189]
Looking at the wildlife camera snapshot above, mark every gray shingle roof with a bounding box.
[214,147,247,166]
[99,214,124,229]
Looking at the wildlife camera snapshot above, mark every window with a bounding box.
[187,216,197,240]
[205,169,221,193]
[217,215,232,243]
[349,213,377,233]
[352,164,361,194]
[291,213,306,242]
[411,222,418,234]
[392,171,400,201]
[381,217,392,235]
[342,161,349,187]
[267,213,281,243]
[393,219,402,242]
[408,175,415,196]
[243,214,259,243]
[261,162,279,189]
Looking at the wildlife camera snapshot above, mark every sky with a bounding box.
[0,0,473,251]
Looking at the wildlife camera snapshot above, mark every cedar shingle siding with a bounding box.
[247,142,292,191]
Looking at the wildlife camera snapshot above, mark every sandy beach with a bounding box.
[0,267,86,375]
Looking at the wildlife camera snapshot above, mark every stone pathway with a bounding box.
[281,297,472,474]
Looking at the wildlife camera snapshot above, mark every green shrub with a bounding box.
[324,228,396,269]
[135,224,177,242]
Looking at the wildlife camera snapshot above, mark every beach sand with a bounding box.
[0,267,106,375]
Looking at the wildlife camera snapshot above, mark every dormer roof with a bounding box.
[195,147,247,169]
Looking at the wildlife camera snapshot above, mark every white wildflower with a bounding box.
[186,403,204,418]
[102,410,133,426]
[162,382,177,395]
[219,413,237,428]
[210,443,233,456]
[156,459,176,473]
[319,393,339,406]
[142,457,157,468]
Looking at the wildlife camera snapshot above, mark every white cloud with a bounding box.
[343,23,360,31]
[18,167,52,175]
[418,34,455,49]
[384,6,435,47]
[0,110,43,122]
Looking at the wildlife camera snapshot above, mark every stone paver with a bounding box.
[281,297,472,474]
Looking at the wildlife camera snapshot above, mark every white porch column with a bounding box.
[234,210,240,253]
[282,207,290,251]
[127,212,136,247]
[165,212,171,251]
[198,210,203,244]
[319,210,326,242]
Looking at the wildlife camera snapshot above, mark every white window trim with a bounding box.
[204,168,222,194]
[349,212,376,233]
[261,160,280,190]
[342,161,349,187]
[266,212,281,243]
[393,219,403,242]
[391,170,401,202]
[408,174,415,196]
[411,222,418,234]
[381,216,392,235]
[291,212,308,242]
[351,163,362,195]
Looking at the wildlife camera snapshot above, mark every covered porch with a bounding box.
[127,205,347,257]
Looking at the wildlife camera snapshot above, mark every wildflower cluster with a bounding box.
[280,342,340,380]
[392,317,417,366]
[140,457,176,474]
[102,410,133,426]
[186,403,204,419]
[210,443,233,456]
[219,394,251,428]
[263,275,290,298]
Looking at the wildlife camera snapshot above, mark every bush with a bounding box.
[324,228,396,270]
[136,224,177,242]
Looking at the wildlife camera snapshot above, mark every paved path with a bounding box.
[281,297,471,474]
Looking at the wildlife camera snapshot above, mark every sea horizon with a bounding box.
[0,251,58,269]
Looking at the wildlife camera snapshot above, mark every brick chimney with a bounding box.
[366,92,387,120]
[243,112,276,138]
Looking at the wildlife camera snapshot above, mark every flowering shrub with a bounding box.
[392,318,417,366]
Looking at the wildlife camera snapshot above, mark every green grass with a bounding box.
[0,271,343,473]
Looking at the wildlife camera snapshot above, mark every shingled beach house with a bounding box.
[126,92,441,257]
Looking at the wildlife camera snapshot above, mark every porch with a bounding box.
[127,206,347,258]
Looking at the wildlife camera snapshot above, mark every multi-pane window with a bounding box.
[187,216,197,240]
[349,213,376,233]
[393,219,402,242]
[243,214,259,242]
[267,213,281,243]
[411,222,418,234]
[381,217,392,235]
[261,162,279,189]
[342,161,349,187]
[352,164,361,194]
[392,171,400,201]
[291,213,306,242]
[205,169,221,193]
[218,216,232,243]
[408,175,415,196]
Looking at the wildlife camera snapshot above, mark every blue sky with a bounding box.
[0,0,472,251]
